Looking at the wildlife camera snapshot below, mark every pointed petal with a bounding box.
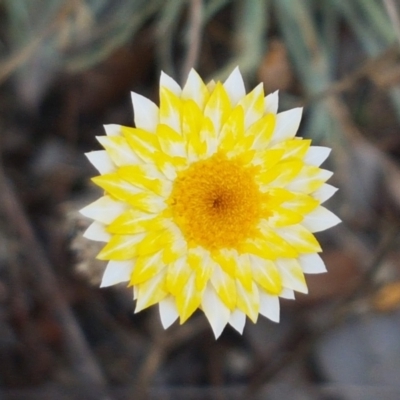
[83,221,111,242]
[131,92,159,133]
[265,90,279,114]
[182,69,209,109]
[176,274,203,323]
[236,280,259,323]
[160,71,182,96]
[279,288,295,299]
[79,195,128,224]
[135,271,168,312]
[312,184,338,203]
[259,291,280,322]
[239,83,264,129]
[249,255,282,295]
[130,252,163,285]
[286,167,333,194]
[97,233,145,260]
[97,136,141,166]
[159,88,182,134]
[276,258,308,294]
[223,66,246,107]
[211,265,237,310]
[101,260,133,287]
[276,225,322,254]
[302,206,341,233]
[204,82,231,134]
[228,309,246,334]
[270,108,303,145]
[304,146,331,166]
[85,151,115,174]
[159,296,179,329]
[202,284,230,339]
[166,256,191,296]
[298,253,327,274]
[104,124,120,136]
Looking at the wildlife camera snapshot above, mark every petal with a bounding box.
[285,167,333,194]
[264,90,279,114]
[301,206,341,233]
[85,151,116,174]
[97,233,145,260]
[131,92,159,133]
[223,66,246,107]
[312,184,338,203]
[159,88,182,134]
[160,71,182,96]
[298,253,327,274]
[97,136,141,166]
[303,146,331,166]
[276,225,322,254]
[270,108,302,145]
[228,309,246,334]
[182,69,209,109]
[176,274,203,323]
[104,124,120,136]
[238,83,264,129]
[236,280,259,323]
[166,256,191,296]
[202,284,230,339]
[279,288,295,299]
[130,251,164,285]
[211,265,237,310]
[259,291,280,322]
[79,195,128,224]
[157,123,186,157]
[101,260,133,287]
[83,221,111,242]
[249,255,282,295]
[276,258,308,294]
[135,270,168,313]
[204,82,231,134]
[159,296,179,329]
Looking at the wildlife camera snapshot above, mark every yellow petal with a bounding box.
[204,82,231,134]
[97,233,145,260]
[211,265,237,310]
[236,280,259,322]
[97,135,141,166]
[135,271,168,312]
[166,257,191,296]
[245,113,276,150]
[219,105,245,152]
[156,123,186,158]
[257,159,303,187]
[107,210,163,235]
[176,274,203,323]
[159,87,182,133]
[249,255,282,295]
[276,225,322,253]
[91,173,141,202]
[276,258,308,293]
[238,83,265,129]
[122,126,161,163]
[130,252,164,285]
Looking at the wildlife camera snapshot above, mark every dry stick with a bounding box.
[0,166,111,398]
[181,0,203,84]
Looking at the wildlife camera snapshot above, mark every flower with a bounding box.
[80,67,340,338]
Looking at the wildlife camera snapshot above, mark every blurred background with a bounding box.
[1,0,400,399]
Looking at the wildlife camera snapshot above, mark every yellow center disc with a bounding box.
[169,152,263,252]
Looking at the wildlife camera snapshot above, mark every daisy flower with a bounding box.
[80,67,340,338]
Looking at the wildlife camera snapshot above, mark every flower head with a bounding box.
[80,68,340,338]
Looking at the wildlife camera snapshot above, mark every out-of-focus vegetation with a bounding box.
[1,1,400,399]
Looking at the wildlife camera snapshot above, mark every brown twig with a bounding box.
[0,163,111,397]
[181,0,203,84]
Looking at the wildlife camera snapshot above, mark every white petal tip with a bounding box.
[103,124,120,136]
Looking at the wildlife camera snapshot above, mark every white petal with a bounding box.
[302,206,341,232]
[80,195,128,224]
[270,108,303,145]
[276,259,308,294]
[312,184,338,203]
[85,150,115,174]
[182,69,207,108]
[133,285,138,300]
[223,66,246,106]
[202,284,230,339]
[101,260,132,287]
[131,92,159,133]
[104,124,120,136]
[286,169,333,193]
[135,271,167,313]
[259,291,280,322]
[265,90,279,114]
[160,71,182,96]
[298,253,327,274]
[279,288,295,299]
[159,296,179,329]
[83,221,111,242]
[228,309,246,334]
[304,146,331,166]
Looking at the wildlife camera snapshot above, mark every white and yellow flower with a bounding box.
[80,67,340,338]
